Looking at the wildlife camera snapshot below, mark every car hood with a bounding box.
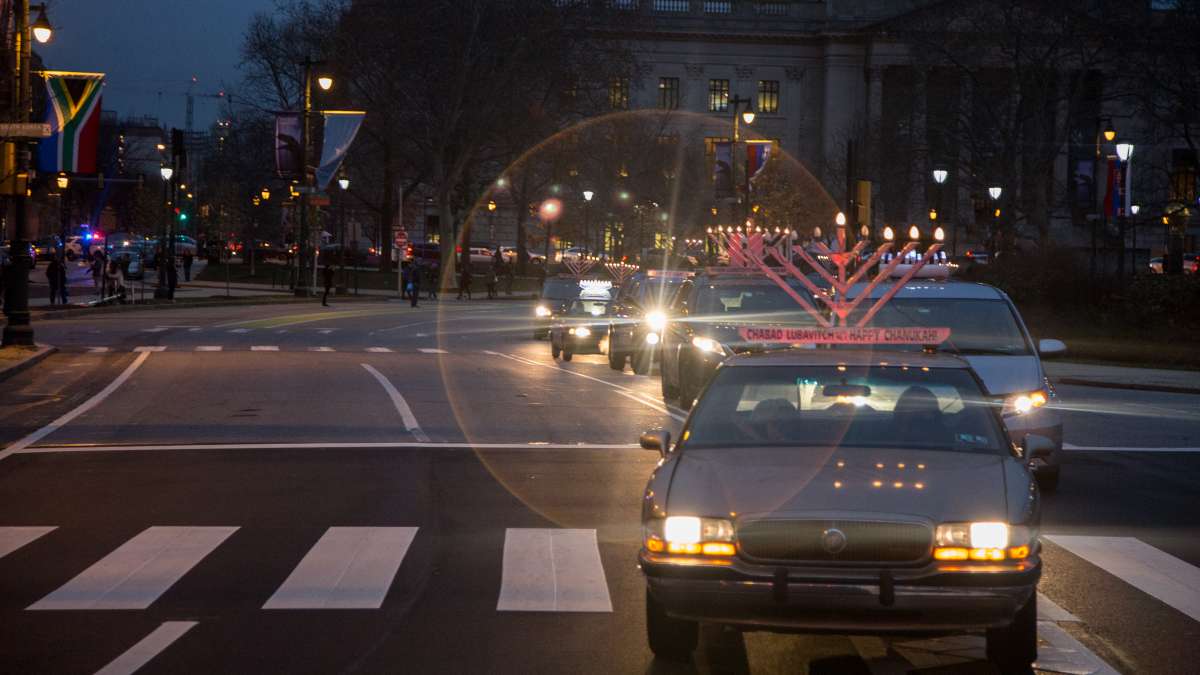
[666,446,1009,523]
[961,356,1041,396]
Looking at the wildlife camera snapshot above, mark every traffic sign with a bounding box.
[0,123,51,139]
[393,228,409,249]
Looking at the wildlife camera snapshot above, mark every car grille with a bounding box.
[737,519,931,564]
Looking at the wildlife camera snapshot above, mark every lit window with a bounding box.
[708,79,729,112]
[758,80,779,114]
[654,0,688,11]
[609,77,630,110]
[703,1,732,13]
[658,77,679,110]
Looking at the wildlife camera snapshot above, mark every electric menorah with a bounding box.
[605,261,638,286]
[707,218,945,332]
[562,257,598,279]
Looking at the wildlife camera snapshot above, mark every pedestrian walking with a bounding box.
[91,254,106,299]
[182,252,194,282]
[400,262,410,301]
[55,255,68,305]
[45,256,62,305]
[426,262,438,300]
[322,264,335,306]
[106,260,126,304]
[408,264,421,308]
[457,264,472,300]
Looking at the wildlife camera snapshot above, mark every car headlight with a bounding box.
[934,522,1032,562]
[645,310,667,332]
[644,332,660,345]
[534,305,552,317]
[645,516,736,556]
[1003,388,1049,416]
[570,326,591,337]
[692,336,725,355]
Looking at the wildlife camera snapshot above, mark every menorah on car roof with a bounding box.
[706,214,949,344]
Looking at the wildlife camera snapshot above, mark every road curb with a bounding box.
[0,344,57,383]
[1054,377,1200,396]
[29,295,388,321]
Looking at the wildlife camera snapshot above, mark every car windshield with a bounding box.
[638,279,681,308]
[542,278,583,301]
[685,365,1006,453]
[568,299,610,316]
[693,282,818,318]
[847,298,1032,355]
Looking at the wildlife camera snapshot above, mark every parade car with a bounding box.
[549,291,613,361]
[638,350,1046,673]
[533,276,588,339]
[607,270,688,374]
[658,269,821,410]
[844,277,1067,491]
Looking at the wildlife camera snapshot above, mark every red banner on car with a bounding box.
[737,326,952,345]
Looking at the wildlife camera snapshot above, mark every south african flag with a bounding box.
[36,71,104,174]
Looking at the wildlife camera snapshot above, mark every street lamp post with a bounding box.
[154,165,174,299]
[1115,142,1134,280]
[730,94,755,224]
[337,176,349,294]
[1130,204,1140,275]
[988,186,1002,255]
[932,169,951,254]
[294,58,332,298]
[1091,118,1116,279]
[2,1,53,346]
[581,190,593,254]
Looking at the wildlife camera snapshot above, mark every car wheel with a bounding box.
[1036,467,1060,493]
[608,348,626,371]
[645,589,697,663]
[562,348,573,362]
[551,341,561,359]
[986,589,1037,673]
[632,348,652,375]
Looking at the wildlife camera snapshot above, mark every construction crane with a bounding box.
[184,75,225,132]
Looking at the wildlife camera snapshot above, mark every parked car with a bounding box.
[109,247,145,280]
[1149,253,1197,274]
[500,246,546,266]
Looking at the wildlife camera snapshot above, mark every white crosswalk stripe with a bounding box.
[0,526,56,560]
[365,347,393,353]
[1046,534,1200,622]
[250,346,279,351]
[94,621,198,675]
[264,527,417,609]
[497,528,612,612]
[309,347,335,352]
[141,327,169,333]
[133,346,167,352]
[28,526,238,610]
[418,348,448,354]
[195,346,222,352]
[87,346,110,353]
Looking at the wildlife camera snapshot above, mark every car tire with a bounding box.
[608,349,626,371]
[551,342,561,359]
[646,589,697,663]
[986,589,1037,673]
[562,348,573,362]
[1036,466,1060,493]
[632,348,652,375]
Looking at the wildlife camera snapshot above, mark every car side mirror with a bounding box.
[640,429,671,457]
[1038,339,1067,357]
[1022,434,1055,464]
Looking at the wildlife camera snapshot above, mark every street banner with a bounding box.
[737,325,951,345]
[36,71,104,174]
[315,110,365,190]
[275,112,302,179]
[746,141,772,185]
[714,142,734,200]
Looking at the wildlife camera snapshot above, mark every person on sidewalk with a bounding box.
[90,254,106,299]
[408,264,421,308]
[400,262,410,301]
[321,264,335,306]
[106,260,125,304]
[166,260,178,300]
[55,255,68,305]
[426,262,438,300]
[45,257,62,305]
[182,252,194,282]
[457,264,472,300]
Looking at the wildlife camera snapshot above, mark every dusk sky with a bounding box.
[35,0,276,130]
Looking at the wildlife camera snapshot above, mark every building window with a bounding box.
[658,77,680,110]
[703,1,732,13]
[757,80,780,114]
[704,136,731,157]
[708,79,730,112]
[608,0,638,8]
[609,77,630,110]
[653,0,689,11]
[755,2,788,15]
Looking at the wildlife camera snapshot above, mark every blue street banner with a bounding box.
[315,110,365,190]
[275,112,302,179]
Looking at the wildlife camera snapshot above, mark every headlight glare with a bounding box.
[645,332,660,345]
[645,311,667,332]
[692,336,724,354]
[573,326,591,337]
[970,522,1009,549]
[535,305,552,317]
[1004,389,1048,416]
[664,516,701,544]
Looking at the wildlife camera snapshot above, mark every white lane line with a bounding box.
[133,346,166,352]
[1063,443,1200,453]
[497,352,686,423]
[0,526,56,559]
[418,348,448,354]
[1037,592,1080,622]
[1034,621,1121,675]
[194,346,222,352]
[188,328,202,332]
[17,441,640,454]
[29,526,238,610]
[360,364,430,442]
[94,621,198,675]
[498,528,612,612]
[1045,535,1200,622]
[264,527,417,609]
[309,347,335,352]
[365,347,393,353]
[140,327,169,333]
[229,328,251,334]
[1,351,153,460]
[250,345,279,351]
[483,350,501,356]
[87,346,110,353]
[318,329,335,334]
[275,329,289,334]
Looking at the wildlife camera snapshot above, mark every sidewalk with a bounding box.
[0,344,56,383]
[1045,361,1200,395]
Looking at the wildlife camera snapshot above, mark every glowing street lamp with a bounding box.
[31,5,52,44]
[317,75,334,91]
[160,165,174,181]
[932,169,948,185]
[988,186,1003,201]
[338,176,350,191]
[55,173,69,190]
[1115,143,1134,162]
[261,187,271,201]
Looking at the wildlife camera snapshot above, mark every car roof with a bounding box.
[848,279,1007,300]
[724,348,972,369]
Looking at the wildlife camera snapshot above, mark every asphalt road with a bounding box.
[1,298,1198,674]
